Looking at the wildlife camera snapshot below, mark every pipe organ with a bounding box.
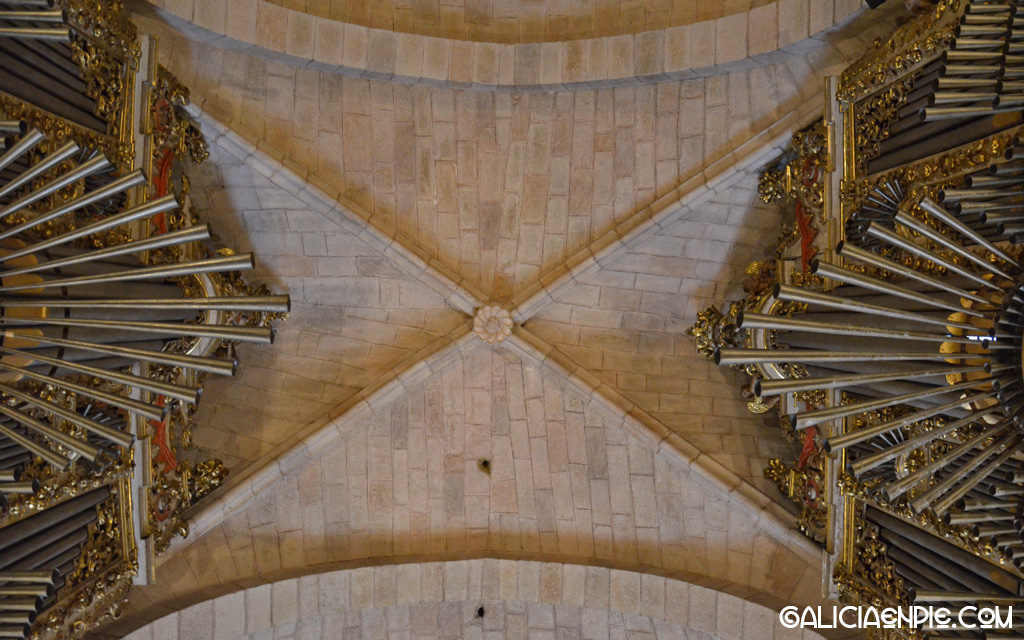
[0,1,289,639]
[692,0,1024,634]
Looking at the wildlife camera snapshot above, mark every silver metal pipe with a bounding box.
[773,283,979,332]
[755,363,988,397]
[945,509,1017,524]
[838,240,991,305]
[0,316,274,345]
[3,188,170,261]
[0,154,109,220]
[850,405,1013,476]
[917,196,1022,270]
[0,421,66,470]
[0,26,69,40]
[796,377,1013,430]
[825,388,1003,453]
[0,470,16,482]
[716,348,958,366]
[916,592,1024,605]
[0,170,149,243]
[0,140,77,199]
[0,402,101,462]
[0,224,211,278]
[2,293,290,313]
[0,571,56,583]
[0,480,36,494]
[0,121,23,134]
[940,187,1024,201]
[0,585,51,597]
[894,211,1016,282]
[959,495,1019,510]
[812,260,987,318]
[882,423,1009,500]
[0,129,43,173]
[0,253,257,292]
[0,10,63,20]
[738,311,983,345]
[0,344,200,404]
[869,219,1003,291]
[932,434,1023,515]
[923,100,1018,117]
[0,330,237,376]
[0,384,132,448]
[0,361,166,421]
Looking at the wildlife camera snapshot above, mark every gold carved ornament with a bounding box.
[837,0,960,104]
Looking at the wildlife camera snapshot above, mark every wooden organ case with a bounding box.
[692,0,1024,635]
[0,2,289,639]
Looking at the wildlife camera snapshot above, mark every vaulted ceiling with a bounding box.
[97,0,901,636]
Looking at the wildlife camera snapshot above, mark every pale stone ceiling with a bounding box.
[94,1,901,637]
[259,0,778,42]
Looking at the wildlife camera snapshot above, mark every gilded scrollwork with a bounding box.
[837,0,960,104]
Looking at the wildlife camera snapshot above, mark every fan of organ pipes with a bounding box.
[0,122,290,512]
[712,151,1024,566]
[871,0,1024,174]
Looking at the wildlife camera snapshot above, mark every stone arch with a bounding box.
[140,0,879,91]
[119,559,825,640]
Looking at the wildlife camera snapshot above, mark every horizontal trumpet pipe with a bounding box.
[917,196,1023,269]
[0,26,69,40]
[0,470,16,482]
[0,330,237,377]
[973,523,1018,536]
[850,404,1012,476]
[923,103,1024,119]
[958,496,1020,510]
[893,212,1014,284]
[0,571,56,583]
[0,344,200,404]
[756,363,987,397]
[0,121,24,135]
[931,434,1023,515]
[0,402,100,462]
[812,260,987,318]
[773,283,979,332]
[0,384,132,448]
[0,10,63,21]
[0,140,76,200]
[738,311,984,346]
[945,509,1018,524]
[0,171,152,245]
[0,129,42,173]
[0,223,211,278]
[935,77,1002,88]
[940,186,1024,201]
[0,585,50,597]
[715,348,958,366]
[0,253,257,292]
[0,360,166,422]
[0,154,109,221]
[884,422,1010,500]
[1,294,291,313]
[0,480,36,494]
[0,421,66,470]
[0,316,274,345]
[913,591,1024,605]
[825,388,1003,453]
[797,377,1013,431]
[838,240,991,305]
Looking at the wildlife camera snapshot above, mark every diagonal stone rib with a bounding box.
[503,325,820,563]
[509,93,825,325]
[171,319,480,555]
[193,108,488,315]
